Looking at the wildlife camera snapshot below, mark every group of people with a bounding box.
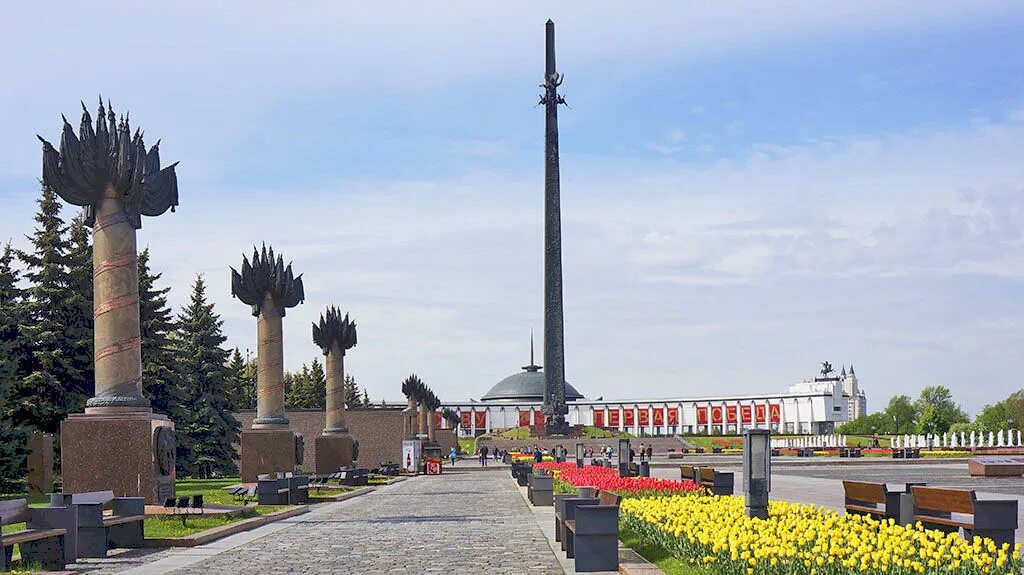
[452,442,659,467]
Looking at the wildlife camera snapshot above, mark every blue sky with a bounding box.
[2,2,1024,414]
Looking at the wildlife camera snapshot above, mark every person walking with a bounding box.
[639,442,646,462]
[479,445,489,467]
[449,446,458,466]
[533,445,543,463]
[646,445,653,461]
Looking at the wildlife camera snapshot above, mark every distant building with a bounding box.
[441,355,866,437]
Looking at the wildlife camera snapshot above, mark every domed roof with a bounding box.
[481,366,584,402]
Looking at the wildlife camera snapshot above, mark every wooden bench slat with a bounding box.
[912,514,973,529]
[912,487,975,515]
[843,481,886,504]
[1,528,67,546]
[103,514,146,527]
[564,520,576,532]
[845,504,886,515]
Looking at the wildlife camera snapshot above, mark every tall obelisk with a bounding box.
[541,20,570,436]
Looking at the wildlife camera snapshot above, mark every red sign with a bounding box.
[460,411,471,429]
[608,409,620,427]
[519,410,531,427]
[652,408,664,426]
[623,408,635,426]
[755,404,766,423]
[434,412,443,429]
[426,459,442,475]
[667,408,679,426]
[726,406,738,424]
[696,407,708,425]
[637,408,649,426]
[741,405,753,424]
[770,403,781,423]
[533,411,546,427]
[593,409,605,427]
[474,411,486,430]
[711,406,724,424]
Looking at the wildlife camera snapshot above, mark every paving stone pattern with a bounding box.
[169,470,564,575]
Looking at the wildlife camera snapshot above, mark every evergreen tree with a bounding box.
[225,348,257,411]
[343,374,363,409]
[138,249,184,418]
[13,186,84,432]
[361,389,370,408]
[0,243,29,490]
[307,358,326,409]
[175,275,240,478]
[64,213,93,408]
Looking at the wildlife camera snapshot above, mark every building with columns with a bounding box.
[438,359,862,438]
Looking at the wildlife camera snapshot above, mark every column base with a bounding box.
[315,433,355,473]
[60,411,175,504]
[240,428,300,482]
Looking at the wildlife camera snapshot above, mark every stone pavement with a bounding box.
[87,469,566,575]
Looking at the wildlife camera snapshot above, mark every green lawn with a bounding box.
[619,523,709,575]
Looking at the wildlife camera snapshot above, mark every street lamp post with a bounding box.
[576,442,584,469]
[618,438,630,478]
[743,428,771,519]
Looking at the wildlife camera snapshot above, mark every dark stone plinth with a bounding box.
[27,431,54,495]
[241,428,299,482]
[61,411,175,504]
[315,433,354,473]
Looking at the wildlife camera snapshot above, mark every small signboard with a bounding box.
[426,459,442,475]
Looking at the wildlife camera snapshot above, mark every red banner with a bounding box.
[711,406,724,424]
[667,408,679,426]
[460,411,471,428]
[533,411,546,427]
[770,403,781,423]
[696,407,708,425]
[755,404,766,423]
[726,405,738,424]
[593,409,605,427]
[434,412,443,429]
[638,408,649,426]
[652,408,664,426]
[519,410,531,427]
[608,409,620,427]
[474,411,486,430]
[741,405,753,424]
[623,408,635,427]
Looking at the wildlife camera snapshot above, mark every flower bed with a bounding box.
[621,494,1022,575]
[533,462,702,496]
[507,452,553,462]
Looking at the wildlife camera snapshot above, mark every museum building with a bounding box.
[439,358,866,437]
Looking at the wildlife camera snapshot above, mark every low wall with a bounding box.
[234,408,457,470]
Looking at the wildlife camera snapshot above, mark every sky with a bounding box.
[2,2,1024,414]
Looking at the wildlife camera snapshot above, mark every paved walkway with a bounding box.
[90,470,565,575]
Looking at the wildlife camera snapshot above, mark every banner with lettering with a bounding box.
[593,409,605,427]
[519,410,531,427]
[609,409,620,427]
[667,408,679,426]
[755,404,767,423]
[533,411,546,427]
[711,406,724,424]
[434,412,443,429]
[770,403,781,423]
[460,411,471,429]
[474,411,487,430]
[623,408,635,427]
[696,407,708,425]
[726,405,738,424]
[652,408,665,426]
[741,405,753,424]
[637,408,650,426]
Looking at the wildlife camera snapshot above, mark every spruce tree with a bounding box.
[64,213,94,409]
[0,243,29,490]
[361,389,370,408]
[307,358,326,409]
[138,249,184,418]
[175,275,240,478]
[285,364,312,409]
[225,348,255,411]
[343,374,362,409]
[13,186,83,432]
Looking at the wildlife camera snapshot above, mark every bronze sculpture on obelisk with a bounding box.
[312,306,358,472]
[540,20,570,436]
[39,98,179,502]
[231,245,305,480]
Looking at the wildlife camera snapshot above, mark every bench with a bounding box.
[288,475,310,504]
[376,462,400,476]
[911,486,1018,547]
[892,447,921,459]
[565,491,621,572]
[796,447,815,457]
[257,474,291,506]
[553,487,598,546]
[698,467,734,496]
[163,495,204,526]
[842,481,902,520]
[51,490,145,558]
[0,499,71,571]
[840,447,863,458]
[679,465,699,482]
[338,467,369,487]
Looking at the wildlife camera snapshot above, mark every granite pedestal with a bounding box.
[241,428,300,482]
[315,433,354,474]
[61,410,175,504]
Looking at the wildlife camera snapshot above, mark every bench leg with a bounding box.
[565,529,575,559]
[574,533,618,572]
[109,521,144,549]
[1,545,10,571]
[77,526,109,558]
[554,516,561,543]
[20,534,66,571]
[966,528,1015,548]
